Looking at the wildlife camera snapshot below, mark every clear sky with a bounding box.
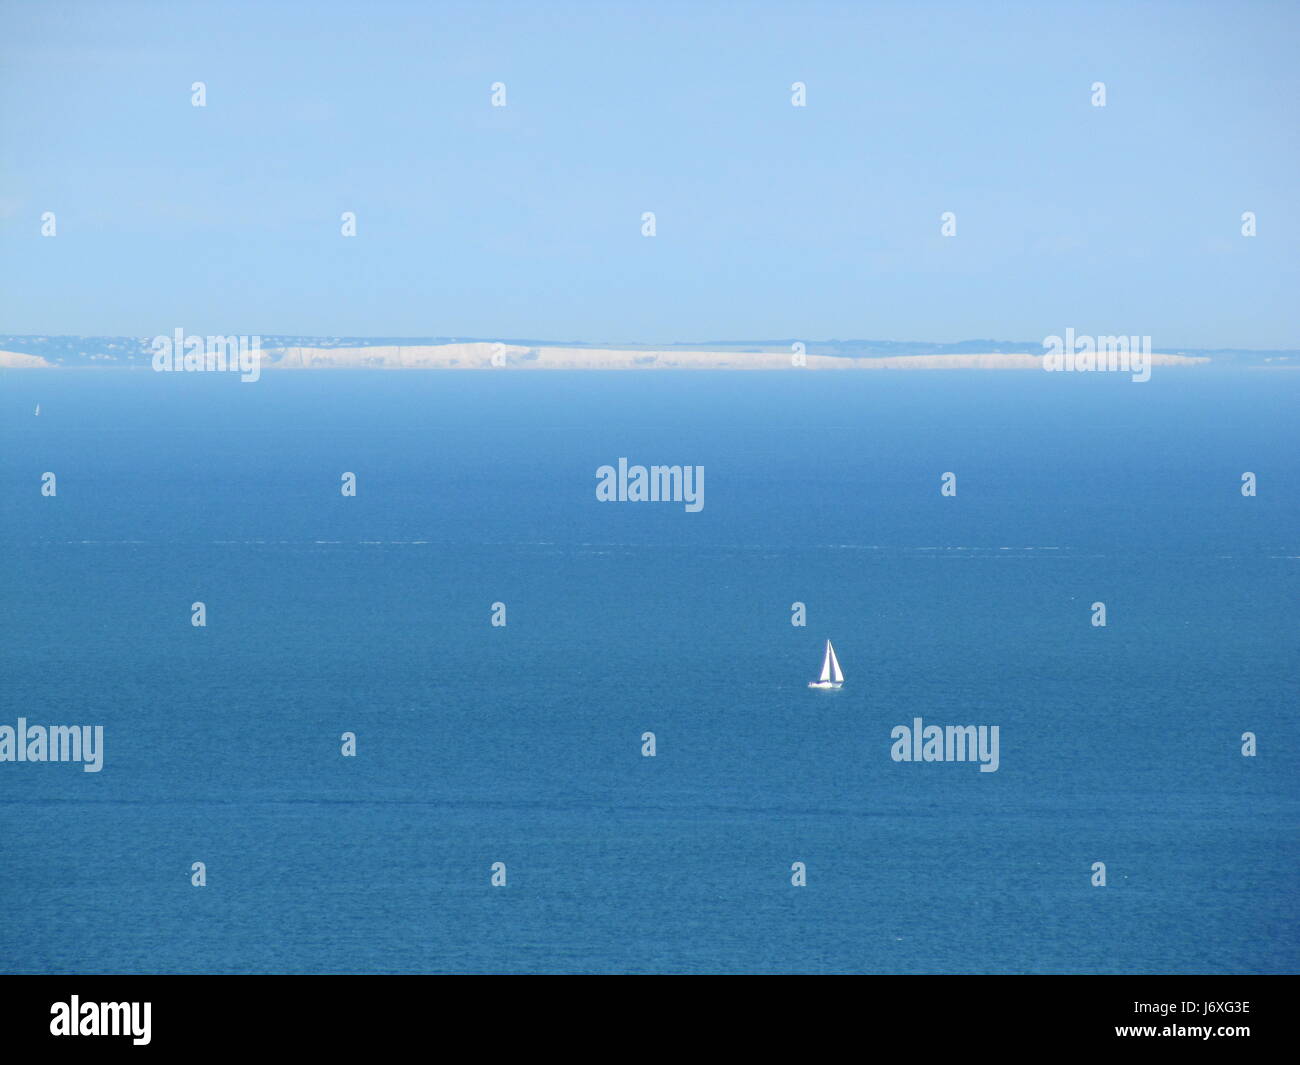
[1,0,1296,347]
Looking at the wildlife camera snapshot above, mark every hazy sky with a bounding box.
[1,0,1296,347]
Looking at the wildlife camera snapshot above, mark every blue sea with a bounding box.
[1,368,1296,974]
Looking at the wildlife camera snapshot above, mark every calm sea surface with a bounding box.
[1,368,1296,973]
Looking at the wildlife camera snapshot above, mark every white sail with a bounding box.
[810,639,844,689]
[827,641,844,684]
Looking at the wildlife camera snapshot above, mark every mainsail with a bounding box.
[827,640,844,684]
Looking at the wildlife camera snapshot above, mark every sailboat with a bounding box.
[34,404,40,416]
[808,639,844,689]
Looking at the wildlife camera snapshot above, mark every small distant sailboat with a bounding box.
[808,639,844,690]
[34,404,40,416]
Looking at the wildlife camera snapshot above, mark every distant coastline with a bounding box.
[0,337,1255,372]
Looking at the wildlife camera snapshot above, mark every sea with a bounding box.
[1,367,1296,974]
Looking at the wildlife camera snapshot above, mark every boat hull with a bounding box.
[807,681,842,690]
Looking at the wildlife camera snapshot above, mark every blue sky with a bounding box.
[1,0,1296,347]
